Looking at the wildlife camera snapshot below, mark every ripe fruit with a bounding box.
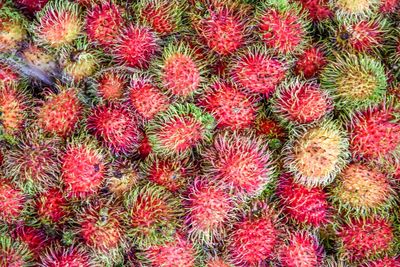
[40,246,93,267]
[294,45,327,79]
[15,0,49,14]
[298,0,333,22]
[95,71,127,102]
[13,225,48,260]
[0,180,25,223]
[205,257,234,267]
[320,54,386,113]
[198,80,258,130]
[146,103,215,158]
[283,121,349,187]
[0,63,20,85]
[0,235,33,266]
[0,6,27,52]
[34,188,70,225]
[202,131,273,198]
[361,256,400,267]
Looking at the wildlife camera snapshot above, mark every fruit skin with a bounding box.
[106,159,140,198]
[283,121,349,187]
[85,1,124,49]
[379,0,399,13]
[205,257,234,267]
[277,173,330,227]
[0,234,33,267]
[320,53,387,114]
[37,87,82,138]
[272,79,333,126]
[0,180,25,224]
[336,216,395,262]
[123,184,182,248]
[0,63,20,85]
[202,131,273,198]
[12,224,48,260]
[146,103,215,158]
[0,6,27,52]
[294,45,327,79]
[198,80,258,130]
[113,24,159,68]
[330,162,395,217]
[87,103,140,155]
[39,245,94,267]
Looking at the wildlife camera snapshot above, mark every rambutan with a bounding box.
[336,216,394,262]
[205,256,234,267]
[257,0,310,55]
[138,132,153,159]
[202,131,273,198]
[332,0,379,18]
[298,0,333,22]
[13,225,48,260]
[0,6,27,52]
[272,79,333,125]
[61,138,107,198]
[283,121,349,187]
[294,45,327,79]
[379,0,399,13]
[254,112,287,142]
[15,0,49,14]
[37,87,82,138]
[278,231,322,267]
[0,63,20,85]
[146,103,215,158]
[0,180,25,223]
[277,173,330,227]
[95,71,127,102]
[106,159,140,198]
[34,1,83,48]
[198,80,259,130]
[361,256,400,267]
[113,24,159,68]
[124,184,182,248]
[0,235,33,266]
[34,188,70,225]
[127,75,170,121]
[20,43,57,75]
[184,178,234,245]
[40,246,94,267]
[85,1,124,49]
[87,103,140,155]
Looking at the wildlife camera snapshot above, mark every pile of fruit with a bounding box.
[1,0,400,266]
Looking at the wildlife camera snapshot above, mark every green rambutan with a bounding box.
[0,180,25,224]
[146,103,215,158]
[95,71,127,102]
[0,234,33,266]
[283,121,349,187]
[34,187,70,225]
[294,45,327,79]
[202,131,273,198]
[40,245,94,267]
[0,6,27,52]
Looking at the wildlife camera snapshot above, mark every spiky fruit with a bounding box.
[202,131,272,198]
[0,63,20,85]
[185,179,234,245]
[136,0,184,36]
[138,132,152,159]
[34,1,83,48]
[153,41,207,98]
[272,80,333,125]
[198,80,258,130]
[0,6,27,52]
[321,54,386,113]
[15,0,49,14]
[205,257,234,267]
[37,87,82,138]
[283,121,349,187]
[146,103,215,158]
[0,84,29,138]
[330,162,394,216]
[128,75,170,120]
[13,225,48,260]
[85,1,124,49]
[106,159,139,198]
[277,173,330,227]
[254,113,287,141]
[61,138,107,198]
[4,130,61,192]
[332,0,379,18]
[361,256,400,267]
[0,235,33,266]
[143,233,197,267]
[124,184,182,248]
[40,246,93,267]
[336,216,394,262]
[379,0,399,13]
[95,71,127,102]
[0,180,25,223]
[257,0,310,55]
[113,24,159,68]
[87,103,140,155]
[20,43,57,75]
[35,188,70,225]
[348,106,400,162]
[294,46,327,79]
[278,231,322,267]
[298,0,332,22]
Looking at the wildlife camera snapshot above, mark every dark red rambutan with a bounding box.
[61,139,107,199]
[254,114,287,141]
[298,0,333,22]
[13,225,48,260]
[198,80,258,130]
[361,256,400,267]
[202,131,272,198]
[96,71,127,102]
[0,180,25,223]
[0,235,33,267]
[128,75,170,120]
[379,0,399,13]
[185,178,234,245]
[113,24,159,68]
[230,47,286,96]
[86,1,124,49]
[294,46,327,79]
[37,87,82,138]
[35,188,70,225]
[278,231,322,267]
[337,216,394,262]
[15,0,49,14]
[277,173,330,227]
[0,63,20,85]
[272,80,333,125]
[138,132,152,159]
[40,246,93,267]
[87,103,140,155]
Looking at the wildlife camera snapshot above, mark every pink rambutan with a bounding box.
[361,256,400,267]
[277,173,330,227]
[202,131,272,198]
[40,246,93,267]
[272,80,333,125]
[87,103,140,155]
[35,188,70,225]
[85,1,124,49]
[113,24,159,68]
[184,178,234,245]
[198,80,258,130]
[230,47,286,96]
[61,138,107,198]
[15,0,49,14]
[298,0,333,22]
[37,87,82,138]
[0,180,25,223]
[294,46,327,79]
[95,71,127,102]
[336,216,394,262]
[0,235,33,267]
[128,75,170,120]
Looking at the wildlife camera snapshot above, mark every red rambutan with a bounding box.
[40,246,93,267]
[379,0,399,13]
[361,256,400,267]
[294,46,327,79]
[298,0,333,22]
[205,256,234,267]
[0,180,25,223]
[0,63,20,85]
[15,0,49,14]
[13,225,48,260]
[138,132,153,159]
[95,71,127,102]
[35,188,70,225]
[0,235,33,267]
